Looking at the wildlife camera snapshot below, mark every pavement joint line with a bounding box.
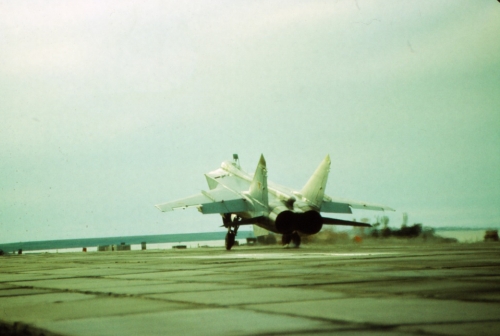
[237,304,382,329]
[164,252,399,259]
[240,309,500,335]
[145,293,346,309]
[377,318,500,328]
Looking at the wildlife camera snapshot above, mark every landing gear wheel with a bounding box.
[291,232,301,248]
[225,231,236,251]
[282,233,292,246]
[222,213,240,251]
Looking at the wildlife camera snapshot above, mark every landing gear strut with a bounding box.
[282,232,301,248]
[223,213,239,251]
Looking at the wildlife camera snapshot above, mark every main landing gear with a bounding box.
[282,232,301,248]
[223,213,240,251]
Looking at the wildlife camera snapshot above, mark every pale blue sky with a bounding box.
[1,1,499,243]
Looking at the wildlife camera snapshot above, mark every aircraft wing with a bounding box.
[155,187,251,214]
[321,196,395,213]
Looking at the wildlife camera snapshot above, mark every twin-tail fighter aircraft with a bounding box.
[156,154,394,250]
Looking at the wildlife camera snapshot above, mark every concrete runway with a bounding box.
[1,242,500,335]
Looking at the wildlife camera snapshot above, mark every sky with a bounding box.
[1,0,499,243]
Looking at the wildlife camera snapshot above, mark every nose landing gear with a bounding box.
[223,213,240,251]
[225,229,236,250]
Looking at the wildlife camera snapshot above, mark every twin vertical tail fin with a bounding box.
[301,155,331,209]
[249,154,269,209]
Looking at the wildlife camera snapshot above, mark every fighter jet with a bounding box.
[156,154,394,250]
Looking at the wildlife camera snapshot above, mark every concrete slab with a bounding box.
[0,284,23,290]
[127,282,250,293]
[147,287,345,306]
[284,330,421,336]
[14,278,170,293]
[246,297,500,325]
[0,292,93,308]
[402,321,500,336]
[234,276,342,287]
[90,282,251,295]
[0,273,77,283]
[21,267,147,277]
[0,288,53,297]
[1,243,500,336]
[1,296,190,324]
[104,269,218,280]
[315,279,500,297]
[173,252,396,260]
[37,307,334,336]
[464,275,500,283]
[167,273,268,284]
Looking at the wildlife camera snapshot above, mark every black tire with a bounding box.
[291,232,301,248]
[281,233,292,246]
[225,232,236,250]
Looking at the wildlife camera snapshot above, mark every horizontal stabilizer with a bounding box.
[155,187,250,214]
[324,197,395,212]
[349,202,395,212]
[156,193,211,212]
[201,199,250,214]
[320,201,353,214]
[322,217,372,227]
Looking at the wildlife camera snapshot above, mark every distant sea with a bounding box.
[0,231,254,253]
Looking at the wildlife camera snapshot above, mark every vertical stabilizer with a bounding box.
[249,154,268,207]
[301,155,331,208]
